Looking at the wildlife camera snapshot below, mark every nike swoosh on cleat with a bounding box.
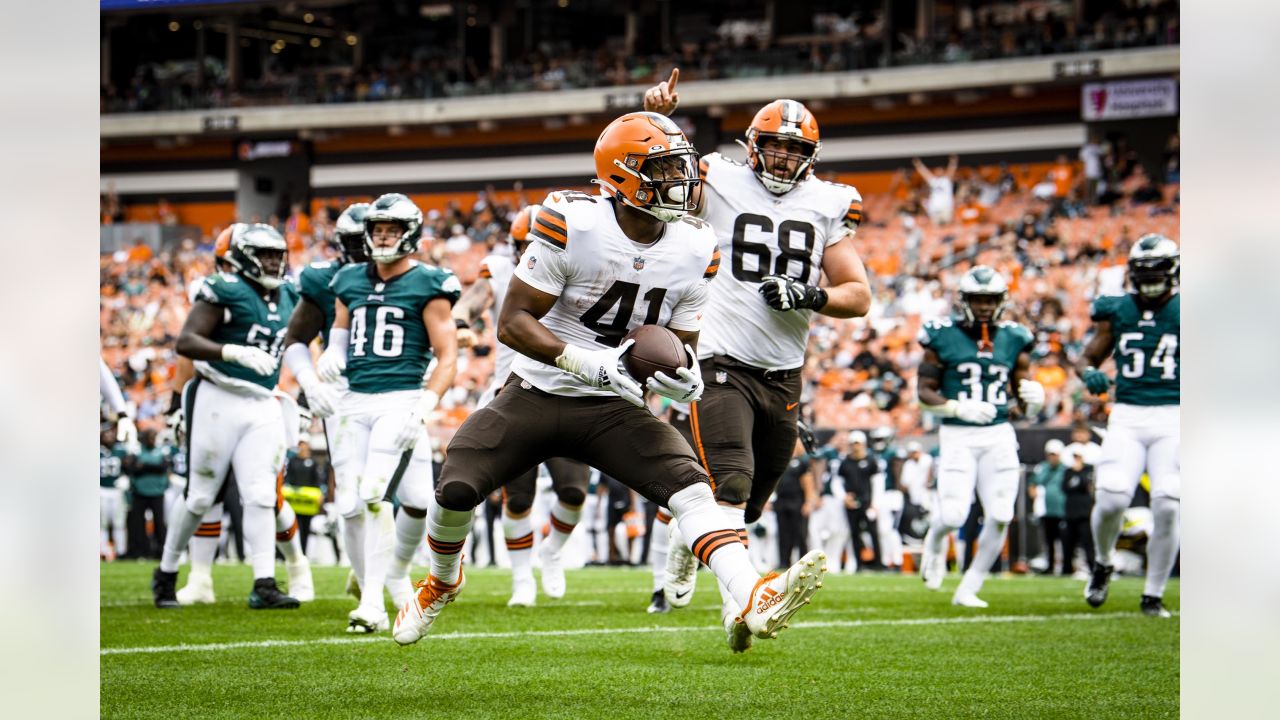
[675,590,691,599]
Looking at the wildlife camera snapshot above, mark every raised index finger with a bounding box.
[667,68,679,90]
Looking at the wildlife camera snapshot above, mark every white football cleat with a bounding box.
[922,551,946,591]
[507,575,537,608]
[952,592,989,608]
[347,605,390,634]
[286,559,314,603]
[176,571,216,605]
[663,523,698,608]
[345,569,362,600]
[722,600,753,653]
[538,543,566,600]
[386,573,414,610]
[741,549,827,639]
[393,571,465,646]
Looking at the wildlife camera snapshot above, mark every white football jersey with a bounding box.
[511,189,719,397]
[478,254,518,385]
[696,152,862,369]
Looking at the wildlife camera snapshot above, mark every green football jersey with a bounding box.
[919,318,1034,426]
[100,443,126,488]
[299,261,343,348]
[193,272,299,393]
[1091,293,1180,406]
[330,261,461,394]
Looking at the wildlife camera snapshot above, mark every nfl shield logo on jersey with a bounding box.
[527,255,537,270]
[633,256,646,271]
[716,371,728,384]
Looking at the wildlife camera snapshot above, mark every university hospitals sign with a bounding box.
[1082,78,1179,121]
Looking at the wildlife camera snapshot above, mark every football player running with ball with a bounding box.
[451,205,592,608]
[393,112,828,649]
[291,193,461,633]
[282,204,372,603]
[916,266,1043,608]
[152,224,303,610]
[644,70,871,651]
[1078,234,1180,618]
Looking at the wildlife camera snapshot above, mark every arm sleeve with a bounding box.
[99,358,130,416]
[667,279,710,332]
[514,242,570,296]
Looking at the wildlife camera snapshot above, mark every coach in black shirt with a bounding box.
[774,439,818,567]
[839,431,886,571]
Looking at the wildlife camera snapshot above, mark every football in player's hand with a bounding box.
[622,325,688,385]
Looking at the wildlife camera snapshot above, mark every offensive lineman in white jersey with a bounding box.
[394,112,828,650]
[645,69,871,652]
[452,206,593,607]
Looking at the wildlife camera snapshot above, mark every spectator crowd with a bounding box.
[102,0,1178,114]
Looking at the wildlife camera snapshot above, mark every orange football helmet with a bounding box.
[213,223,246,270]
[740,99,821,194]
[593,112,699,222]
[509,203,540,250]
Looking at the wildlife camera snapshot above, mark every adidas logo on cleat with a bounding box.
[756,586,784,614]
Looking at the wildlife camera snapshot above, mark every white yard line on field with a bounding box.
[101,610,1171,656]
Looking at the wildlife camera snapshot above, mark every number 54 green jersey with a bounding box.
[918,318,1034,426]
[194,272,298,393]
[1091,293,1180,406]
[329,261,461,394]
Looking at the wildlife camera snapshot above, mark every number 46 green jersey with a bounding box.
[330,261,461,394]
[1091,293,1180,406]
[918,318,1034,426]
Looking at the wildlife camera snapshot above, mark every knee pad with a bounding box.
[435,477,486,512]
[1151,494,1179,530]
[504,491,534,516]
[185,493,214,517]
[937,497,971,531]
[712,472,752,506]
[1094,487,1133,518]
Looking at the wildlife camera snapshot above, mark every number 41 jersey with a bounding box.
[918,318,1034,427]
[512,190,719,398]
[697,152,863,370]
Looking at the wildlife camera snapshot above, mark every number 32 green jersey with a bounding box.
[1091,293,1179,406]
[330,261,461,394]
[919,318,1034,426]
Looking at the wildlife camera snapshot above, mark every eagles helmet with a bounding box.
[333,202,370,264]
[868,425,894,453]
[364,193,424,264]
[1128,233,1179,299]
[225,223,288,290]
[955,265,1009,327]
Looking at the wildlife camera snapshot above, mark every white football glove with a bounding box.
[296,369,339,419]
[392,390,439,451]
[647,345,704,403]
[555,340,644,408]
[115,415,138,446]
[954,399,999,424]
[221,344,277,376]
[315,348,346,383]
[1018,379,1046,417]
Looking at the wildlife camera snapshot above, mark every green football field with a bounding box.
[100,562,1178,719]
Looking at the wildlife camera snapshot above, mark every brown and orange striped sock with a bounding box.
[426,505,473,586]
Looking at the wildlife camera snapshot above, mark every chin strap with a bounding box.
[979,322,992,353]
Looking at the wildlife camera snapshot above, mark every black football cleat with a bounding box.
[1084,562,1114,608]
[647,590,670,614]
[152,568,181,609]
[248,578,301,610]
[1140,594,1172,618]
